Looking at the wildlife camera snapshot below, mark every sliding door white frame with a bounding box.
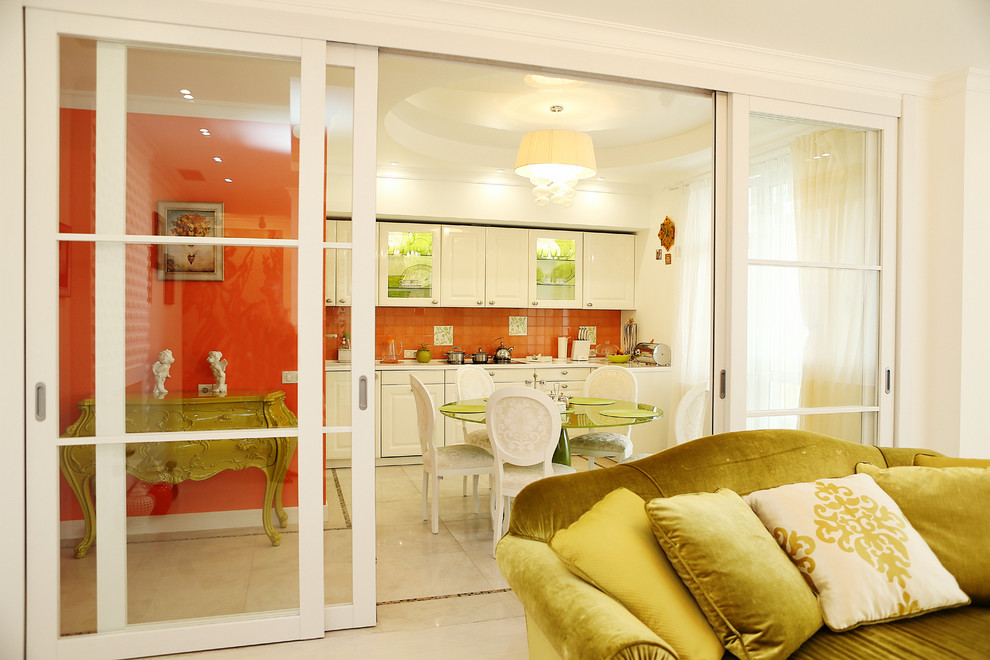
[25,10,376,658]
[716,95,897,445]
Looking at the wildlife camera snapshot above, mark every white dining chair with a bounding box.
[567,365,637,469]
[455,365,496,453]
[486,386,576,556]
[673,381,711,444]
[410,375,495,534]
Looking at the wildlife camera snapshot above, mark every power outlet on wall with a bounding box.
[281,370,299,384]
[403,350,416,359]
[197,384,213,395]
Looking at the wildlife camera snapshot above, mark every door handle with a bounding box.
[35,382,46,421]
[719,370,726,400]
[359,375,368,410]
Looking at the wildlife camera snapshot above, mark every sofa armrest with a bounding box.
[497,535,678,660]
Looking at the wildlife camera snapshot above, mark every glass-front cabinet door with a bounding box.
[25,11,377,659]
[528,229,583,308]
[377,222,442,306]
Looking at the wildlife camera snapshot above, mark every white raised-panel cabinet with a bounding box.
[325,370,352,462]
[380,370,445,458]
[485,227,528,307]
[335,220,352,305]
[378,222,442,307]
[440,225,486,307]
[324,220,337,306]
[325,220,352,306]
[529,229,584,309]
[584,232,635,309]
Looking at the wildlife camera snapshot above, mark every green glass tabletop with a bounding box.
[439,397,663,429]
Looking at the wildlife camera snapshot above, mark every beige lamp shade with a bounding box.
[514,129,597,182]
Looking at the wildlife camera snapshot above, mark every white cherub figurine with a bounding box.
[207,350,228,396]
[152,349,175,399]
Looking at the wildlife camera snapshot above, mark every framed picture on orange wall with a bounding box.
[157,201,224,281]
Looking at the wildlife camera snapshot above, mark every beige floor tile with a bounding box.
[375,591,517,632]
[377,551,492,602]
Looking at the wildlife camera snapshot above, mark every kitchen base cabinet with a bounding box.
[325,370,352,463]
[380,370,445,458]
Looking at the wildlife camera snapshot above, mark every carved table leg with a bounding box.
[260,466,282,547]
[60,446,96,559]
[272,437,296,529]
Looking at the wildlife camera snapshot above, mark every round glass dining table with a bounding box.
[438,397,663,466]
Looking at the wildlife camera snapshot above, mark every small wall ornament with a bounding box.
[658,216,675,265]
[152,349,175,399]
[207,350,228,396]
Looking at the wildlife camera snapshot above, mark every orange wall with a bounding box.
[59,108,300,521]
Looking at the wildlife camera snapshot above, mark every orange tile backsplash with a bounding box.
[324,306,622,360]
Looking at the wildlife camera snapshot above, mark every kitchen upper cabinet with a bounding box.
[440,225,486,306]
[439,225,528,307]
[583,232,635,309]
[325,220,352,306]
[485,227,529,307]
[529,230,583,309]
[378,222,442,306]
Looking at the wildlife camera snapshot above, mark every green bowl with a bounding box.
[606,354,632,363]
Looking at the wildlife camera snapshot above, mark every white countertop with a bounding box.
[325,358,670,372]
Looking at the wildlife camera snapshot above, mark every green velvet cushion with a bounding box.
[857,462,990,605]
[645,489,822,660]
[913,454,990,468]
[549,488,724,660]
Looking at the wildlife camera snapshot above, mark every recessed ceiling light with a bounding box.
[390,162,399,166]
[199,128,211,135]
[213,156,223,163]
[597,176,605,181]
[496,169,505,174]
[224,178,233,183]
[179,89,191,94]
[183,94,194,100]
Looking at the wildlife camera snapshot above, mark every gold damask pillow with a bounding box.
[745,474,970,632]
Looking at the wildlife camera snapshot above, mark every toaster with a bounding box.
[633,342,671,366]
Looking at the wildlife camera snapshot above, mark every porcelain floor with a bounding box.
[60,458,599,657]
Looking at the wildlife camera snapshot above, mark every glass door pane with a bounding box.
[743,111,886,443]
[53,32,306,643]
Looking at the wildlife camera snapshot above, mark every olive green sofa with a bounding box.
[495,429,990,659]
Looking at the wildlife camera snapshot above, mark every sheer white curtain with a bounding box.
[790,129,876,440]
[670,176,713,436]
[747,152,805,422]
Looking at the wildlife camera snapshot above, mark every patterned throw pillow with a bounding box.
[745,474,970,632]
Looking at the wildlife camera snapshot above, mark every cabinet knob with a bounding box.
[339,298,346,303]
[432,299,438,304]
[326,298,332,304]
[562,384,569,389]
[488,300,494,305]
[561,370,568,375]
[587,303,593,307]
[524,379,533,385]
[477,300,483,305]
[532,301,539,306]
[488,371,495,376]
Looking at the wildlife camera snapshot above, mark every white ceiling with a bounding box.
[472,0,990,78]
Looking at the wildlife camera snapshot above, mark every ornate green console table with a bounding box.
[60,390,298,559]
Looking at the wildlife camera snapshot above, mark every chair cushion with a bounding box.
[857,463,990,605]
[745,474,969,632]
[464,428,492,452]
[436,443,495,470]
[568,431,633,457]
[646,489,823,660]
[549,488,724,660]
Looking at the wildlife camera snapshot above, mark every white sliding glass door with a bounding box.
[717,97,896,444]
[25,10,376,658]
